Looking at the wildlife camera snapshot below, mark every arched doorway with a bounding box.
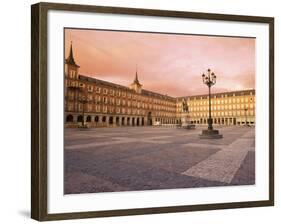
[142,117,144,126]
[66,114,73,122]
[116,117,120,126]
[86,115,91,122]
[132,117,135,126]
[77,115,83,122]
[122,117,125,126]
[136,118,139,126]
[102,116,106,123]
[94,116,99,123]
[109,116,113,125]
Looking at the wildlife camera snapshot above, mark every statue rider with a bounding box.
[182,99,189,113]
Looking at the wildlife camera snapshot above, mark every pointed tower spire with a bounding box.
[133,65,140,85]
[134,64,140,84]
[65,41,79,67]
[130,65,142,93]
[67,41,74,62]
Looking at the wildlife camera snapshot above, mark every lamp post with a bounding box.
[202,69,216,130]
[199,69,223,139]
[244,106,248,126]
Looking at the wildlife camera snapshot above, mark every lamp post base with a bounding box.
[79,124,89,130]
[199,129,223,139]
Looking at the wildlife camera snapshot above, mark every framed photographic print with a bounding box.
[31,2,274,221]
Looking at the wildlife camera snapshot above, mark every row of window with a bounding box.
[66,95,176,112]
[188,104,255,111]
[67,70,77,79]
[66,101,175,113]
[66,81,175,106]
[177,97,254,107]
[67,91,175,107]
[67,81,255,108]
[66,98,254,113]
[183,92,254,101]
[190,110,255,117]
[66,104,174,117]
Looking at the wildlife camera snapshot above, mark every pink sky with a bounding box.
[65,29,255,97]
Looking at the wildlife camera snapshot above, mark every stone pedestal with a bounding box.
[180,112,195,129]
[181,112,190,126]
[199,129,223,139]
[199,118,223,139]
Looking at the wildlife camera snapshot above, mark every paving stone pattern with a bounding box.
[64,126,255,194]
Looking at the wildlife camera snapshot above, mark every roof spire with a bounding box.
[134,64,139,83]
[132,64,141,85]
[130,64,142,93]
[65,41,79,67]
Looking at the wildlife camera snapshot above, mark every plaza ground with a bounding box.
[64,126,255,194]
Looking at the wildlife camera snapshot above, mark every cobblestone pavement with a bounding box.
[64,126,255,194]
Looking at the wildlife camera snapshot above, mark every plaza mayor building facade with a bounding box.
[64,43,255,128]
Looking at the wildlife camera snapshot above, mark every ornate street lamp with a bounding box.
[199,69,223,139]
[202,69,216,130]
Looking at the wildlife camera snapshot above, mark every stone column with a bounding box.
[144,117,148,126]
[123,117,126,126]
[73,114,78,124]
[118,117,121,126]
[98,115,102,127]
[106,116,109,127]
[113,116,116,127]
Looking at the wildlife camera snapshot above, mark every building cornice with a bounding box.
[78,74,255,101]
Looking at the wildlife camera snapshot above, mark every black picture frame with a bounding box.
[31,2,274,221]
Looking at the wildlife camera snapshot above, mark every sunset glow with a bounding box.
[65,29,255,97]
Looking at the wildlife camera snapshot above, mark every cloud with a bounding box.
[65,29,255,97]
